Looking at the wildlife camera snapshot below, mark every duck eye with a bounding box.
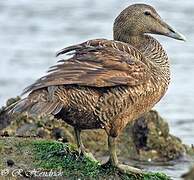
[144,11,151,16]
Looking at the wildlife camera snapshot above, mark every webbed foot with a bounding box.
[101,160,143,175]
[106,136,143,175]
[116,163,143,174]
[80,150,98,163]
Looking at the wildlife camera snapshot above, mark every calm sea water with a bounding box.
[0,0,194,179]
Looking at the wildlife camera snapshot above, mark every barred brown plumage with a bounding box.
[8,3,185,174]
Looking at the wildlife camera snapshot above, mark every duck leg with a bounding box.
[74,127,98,162]
[74,128,86,155]
[108,136,142,174]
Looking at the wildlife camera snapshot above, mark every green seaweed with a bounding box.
[31,139,171,180]
[0,137,171,179]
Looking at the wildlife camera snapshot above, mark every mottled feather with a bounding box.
[23,41,151,95]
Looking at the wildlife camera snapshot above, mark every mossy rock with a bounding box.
[0,97,192,163]
[0,137,171,179]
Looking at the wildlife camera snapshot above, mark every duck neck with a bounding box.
[116,34,145,49]
[115,34,169,68]
[115,34,170,83]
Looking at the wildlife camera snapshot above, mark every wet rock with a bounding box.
[131,111,186,161]
[132,117,149,151]
[0,96,21,130]
[0,97,191,162]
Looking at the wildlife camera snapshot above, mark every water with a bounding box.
[0,0,194,179]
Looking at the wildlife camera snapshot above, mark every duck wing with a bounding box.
[23,39,151,94]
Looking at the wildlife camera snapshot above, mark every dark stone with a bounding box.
[7,159,14,167]
[0,131,9,137]
[132,116,149,151]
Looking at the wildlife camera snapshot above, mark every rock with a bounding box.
[6,159,14,167]
[0,96,20,130]
[0,137,170,179]
[131,111,187,161]
[0,97,191,162]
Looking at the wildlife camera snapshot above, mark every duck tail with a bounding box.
[0,89,63,130]
[0,97,36,130]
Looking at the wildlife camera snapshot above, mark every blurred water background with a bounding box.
[0,0,194,179]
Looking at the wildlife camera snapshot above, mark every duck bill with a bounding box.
[158,20,186,41]
[165,25,186,41]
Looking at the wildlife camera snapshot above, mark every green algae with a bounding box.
[0,137,171,179]
[30,139,171,179]
[32,140,170,180]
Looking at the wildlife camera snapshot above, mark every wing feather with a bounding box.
[23,39,151,94]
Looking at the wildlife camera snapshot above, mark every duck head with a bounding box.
[114,4,186,42]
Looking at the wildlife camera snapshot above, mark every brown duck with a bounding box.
[9,4,185,173]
